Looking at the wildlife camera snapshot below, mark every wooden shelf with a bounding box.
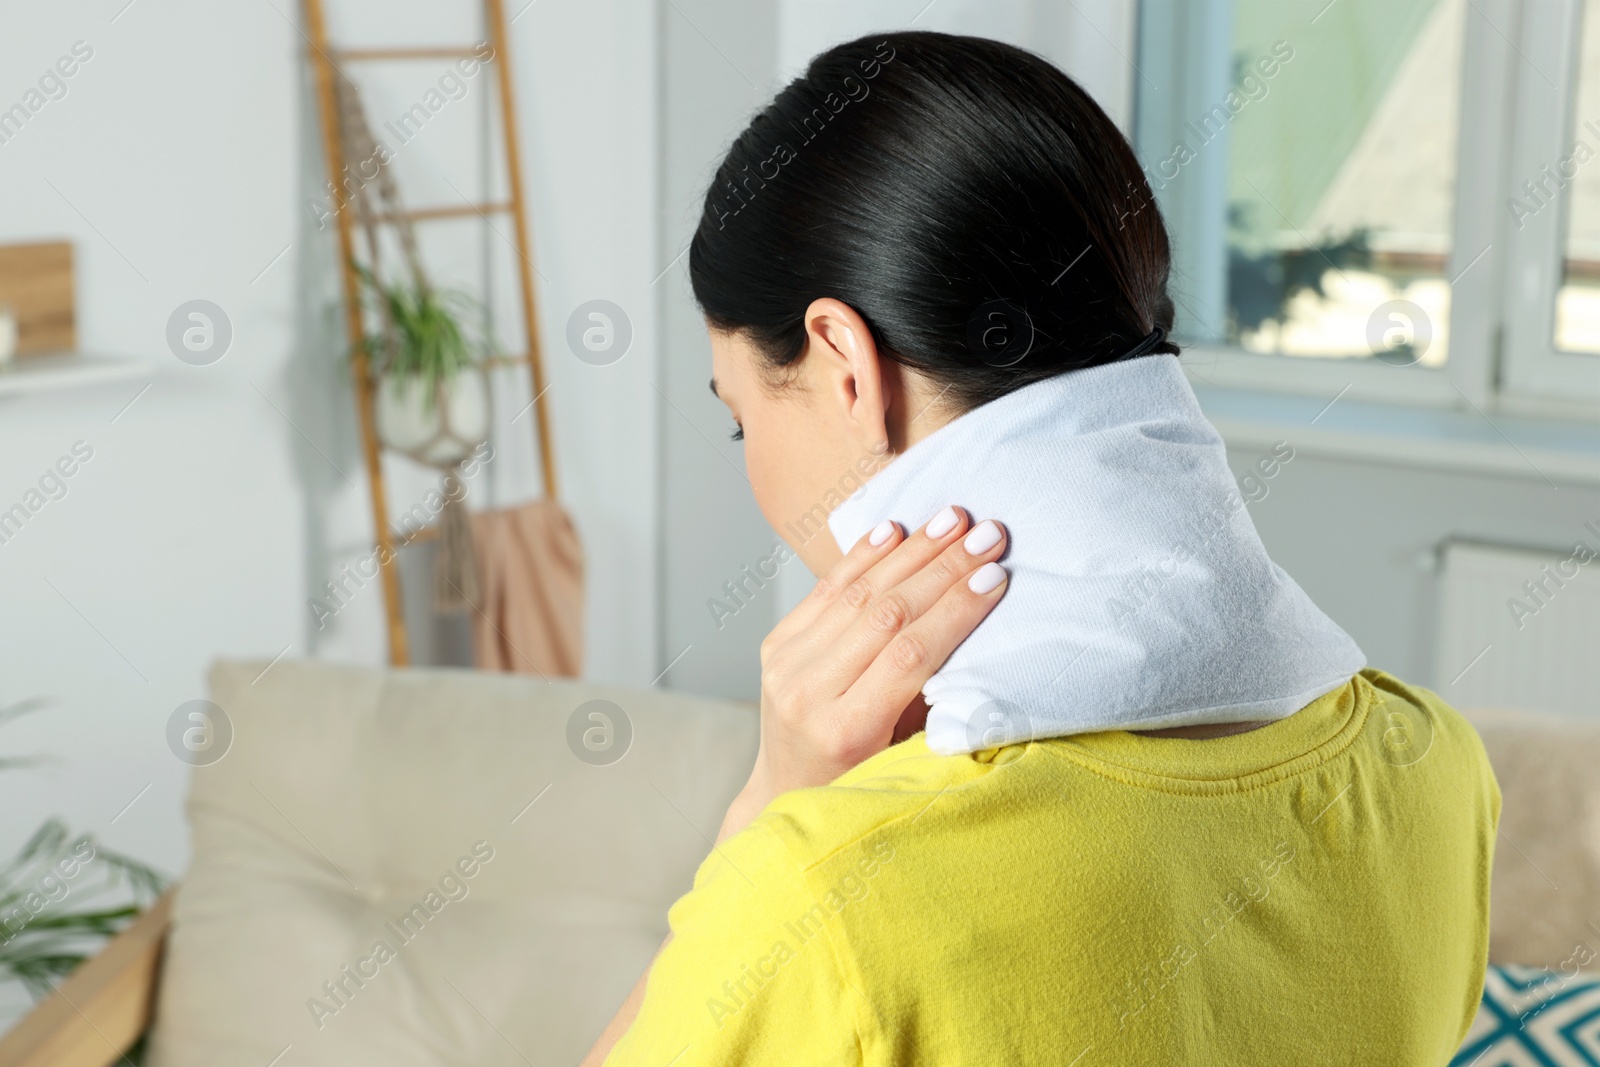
[0,353,148,398]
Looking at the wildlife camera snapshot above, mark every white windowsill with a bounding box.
[1191,381,1600,487]
[1182,346,1600,421]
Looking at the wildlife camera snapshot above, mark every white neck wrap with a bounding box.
[827,355,1365,755]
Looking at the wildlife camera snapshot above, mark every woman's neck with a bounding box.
[1129,721,1273,740]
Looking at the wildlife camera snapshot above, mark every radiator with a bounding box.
[1434,535,1600,717]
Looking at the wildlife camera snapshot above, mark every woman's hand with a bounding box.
[582,507,1006,1067]
[718,506,1009,843]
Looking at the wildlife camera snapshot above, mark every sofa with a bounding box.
[0,659,1594,1066]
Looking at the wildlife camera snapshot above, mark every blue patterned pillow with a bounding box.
[1451,964,1600,1065]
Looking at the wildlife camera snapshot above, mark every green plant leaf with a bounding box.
[350,262,491,412]
[2,711,168,1012]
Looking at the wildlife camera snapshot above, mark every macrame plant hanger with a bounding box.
[334,74,481,613]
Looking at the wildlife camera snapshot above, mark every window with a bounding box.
[1555,0,1600,355]
[1137,0,1600,409]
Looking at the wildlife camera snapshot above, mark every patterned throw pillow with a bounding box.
[1451,964,1600,1065]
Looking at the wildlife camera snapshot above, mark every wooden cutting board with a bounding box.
[0,241,75,356]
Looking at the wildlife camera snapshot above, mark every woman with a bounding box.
[587,31,1499,1065]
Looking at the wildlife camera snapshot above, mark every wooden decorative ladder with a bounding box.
[300,0,557,666]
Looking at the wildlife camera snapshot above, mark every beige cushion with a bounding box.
[1462,706,1600,969]
[147,659,757,1067]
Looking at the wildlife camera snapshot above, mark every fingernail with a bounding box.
[925,506,959,539]
[968,562,1007,594]
[963,520,1001,554]
[869,519,896,546]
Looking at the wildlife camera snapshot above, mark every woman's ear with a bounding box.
[799,297,892,455]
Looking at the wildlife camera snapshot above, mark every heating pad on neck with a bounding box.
[827,354,1366,755]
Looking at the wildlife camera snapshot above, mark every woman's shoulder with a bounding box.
[1358,668,1500,771]
[748,731,1024,872]
[1354,667,1503,814]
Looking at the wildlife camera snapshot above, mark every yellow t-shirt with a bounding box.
[605,670,1500,1066]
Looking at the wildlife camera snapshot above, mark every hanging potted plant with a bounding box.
[356,266,492,470]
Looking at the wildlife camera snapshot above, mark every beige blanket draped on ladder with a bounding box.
[470,499,584,677]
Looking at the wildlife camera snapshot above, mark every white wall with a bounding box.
[0,0,308,884]
[775,0,1135,125]
[0,3,659,1024]
[657,1,783,700]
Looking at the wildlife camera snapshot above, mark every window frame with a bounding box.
[1137,0,1600,417]
[1501,0,1600,402]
